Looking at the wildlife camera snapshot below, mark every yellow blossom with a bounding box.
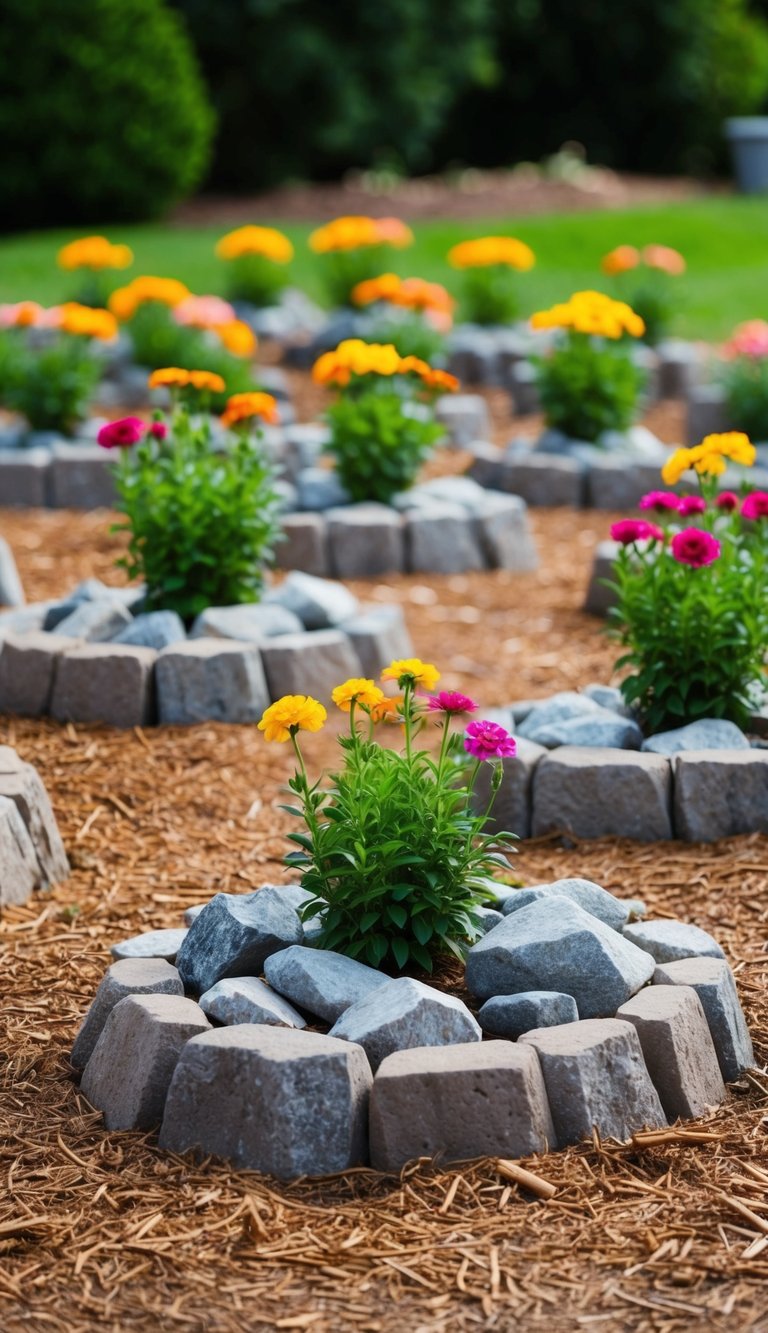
[56,302,118,341]
[147,368,225,394]
[381,659,440,691]
[331,679,385,713]
[221,392,279,428]
[661,448,694,486]
[109,276,191,322]
[531,290,645,340]
[258,695,327,742]
[448,237,535,271]
[215,225,294,263]
[58,236,133,271]
[698,432,756,468]
[312,339,457,391]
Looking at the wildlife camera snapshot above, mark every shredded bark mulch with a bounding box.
[1,501,767,1332]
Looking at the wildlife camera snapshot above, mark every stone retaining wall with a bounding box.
[0,745,69,906]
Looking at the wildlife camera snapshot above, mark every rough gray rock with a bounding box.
[159,1025,372,1177]
[516,692,602,739]
[623,919,725,964]
[434,394,491,448]
[404,502,486,574]
[652,957,754,1081]
[617,985,727,1120]
[0,449,51,507]
[111,928,188,962]
[0,604,52,636]
[260,629,362,703]
[672,750,768,841]
[338,605,413,678]
[198,976,307,1029]
[529,710,643,749]
[531,747,673,841]
[496,452,585,508]
[296,467,351,511]
[501,879,629,932]
[274,514,330,578]
[404,476,492,515]
[52,600,133,642]
[369,1041,555,1172]
[329,977,481,1072]
[156,640,269,725]
[176,888,302,995]
[326,504,405,578]
[474,906,505,933]
[190,604,303,642]
[263,945,388,1023]
[466,896,656,1017]
[265,571,358,629]
[642,719,750,755]
[0,536,24,607]
[50,444,117,508]
[80,993,210,1130]
[582,684,633,716]
[71,957,184,1068]
[520,1018,667,1147]
[471,737,546,839]
[475,492,539,571]
[0,794,41,906]
[112,611,187,651]
[0,750,70,886]
[583,541,620,617]
[51,643,156,728]
[478,991,579,1038]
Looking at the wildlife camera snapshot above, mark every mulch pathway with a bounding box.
[1,473,767,1329]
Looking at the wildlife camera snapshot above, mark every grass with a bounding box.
[1,196,767,338]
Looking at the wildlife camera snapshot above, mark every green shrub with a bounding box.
[722,358,768,441]
[0,0,215,229]
[2,333,101,435]
[326,392,441,502]
[125,304,257,405]
[534,334,644,442]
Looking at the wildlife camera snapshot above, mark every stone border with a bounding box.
[69,878,754,1179]
[0,744,69,906]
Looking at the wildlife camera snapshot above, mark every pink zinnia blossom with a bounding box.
[464,720,517,761]
[742,490,768,520]
[427,690,478,715]
[173,294,236,328]
[677,494,707,517]
[148,420,168,441]
[610,519,665,545]
[97,416,146,450]
[715,491,739,512]
[638,490,680,514]
[723,319,768,361]
[670,527,721,568]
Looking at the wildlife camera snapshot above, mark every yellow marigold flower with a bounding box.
[188,370,227,393]
[370,695,403,723]
[309,215,413,254]
[331,678,385,713]
[448,236,535,271]
[601,245,640,276]
[216,319,257,358]
[660,447,694,486]
[531,290,645,340]
[148,367,190,390]
[311,338,453,390]
[394,276,455,317]
[58,235,134,271]
[215,225,294,263]
[381,658,440,691]
[56,302,118,341]
[698,431,755,468]
[692,451,727,477]
[108,276,191,322]
[258,695,327,742]
[221,391,280,428]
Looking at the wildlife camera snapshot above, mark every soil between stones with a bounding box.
[1,503,767,1332]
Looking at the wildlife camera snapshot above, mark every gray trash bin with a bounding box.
[725,118,768,194]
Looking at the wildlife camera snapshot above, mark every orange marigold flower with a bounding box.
[351,273,404,306]
[109,276,192,321]
[601,245,640,276]
[57,302,118,341]
[221,391,280,428]
[312,339,458,391]
[215,225,294,263]
[58,235,134,271]
[309,215,413,254]
[0,300,46,328]
[369,695,404,723]
[216,319,257,358]
[420,367,459,393]
[642,244,686,275]
[148,367,190,390]
[448,236,535,271]
[531,290,645,340]
[188,371,227,393]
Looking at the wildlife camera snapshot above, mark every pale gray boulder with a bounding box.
[176,888,302,995]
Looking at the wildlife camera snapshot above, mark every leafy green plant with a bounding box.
[3,333,101,435]
[722,356,768,443]
[125,303,257,405]
[457,265,523,325]
[366,311,447,363]
[326,391,441,503]
[534,332,645,442]
[260,665,516,973]
[111,388,281,621]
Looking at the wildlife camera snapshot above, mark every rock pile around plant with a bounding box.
[71,876,755,1180]
[0,744,70,907]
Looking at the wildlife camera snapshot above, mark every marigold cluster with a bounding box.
[56,302,118,341]
[215,225,294,264]
[531,290,645,340]
[381,658,440,691]
[58,235,133,271]
[661,432,756,485]
[148,367,226,394]
[447,236,535,271]
[723,319,768,361]
[220,391,280,428]
[258,695,327,742]
[312,339,458,392]
[331,678,385,713]
[309,216,413,254]
[351,273,455,321]
[109,276,192,321]
[601,244,686,276]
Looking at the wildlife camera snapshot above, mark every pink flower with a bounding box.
[723,319,768,361]
[610,519,665,544]
[97,416,146,449]
[742,490,768,520]
[670,527,721,567]
[677,494,707,517]
[464,720,517,761]
[638,491,680,514]
[173,294,236,328]
[642,244,686,275]
[427,691,478,715]
[715,491,739,512]
[148,420,168,441]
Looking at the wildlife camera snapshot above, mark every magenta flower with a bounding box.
[742,490,768,520]
[670,527,721,568]
[464,720,517,761]
[97,416,146,450]
[715,491,739,512]
[148,420,168,441]
[677,494,707,517]
[610,519,665,545]
[638,490,680,514]
[427,690,478,715]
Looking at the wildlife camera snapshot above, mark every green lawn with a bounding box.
[1,196,767,339]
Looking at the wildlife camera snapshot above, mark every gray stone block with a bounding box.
[329,977,481,1072]
[643,718,750,755]
[80,993,211,1130]
[523,708,643,750]
[198,976,307,1029]
[265,571,358,628]
[0,631,79,715]
[465,896,656,1016]
[0,537,24,607]
[0,449,52,507]
[159,1024,372,1177]
[623,919,725,964]
[475,906,505,933]
[155,639,269,725]
[0,794,41,906]
[531,747,673,841]
[176,888,302,995]
[0,752,69,886]
[296,466,351,511]
[672,750,768,840]
[617,985,726,1120]
[0,604,53,636]
[501,879,629,932]
[479,991,578,1038]
[475,493,539,571]
[509,359,540,414]
[190,604,303,642]
[113,611,187,651]
[369,1041,555,1172]
[466,443,504,490]
[263,945,389,1023]
[496,454,584,507]
[260,629,362,703]
[471,737,545,839]
[274,513,331,577]
[339,605,412,679]
[326,504,405,578]
[50,444,117,508]
[652,957,754,1082]
[520,1019,667,1146]
[687,384,728,446]
[71,957,184,1068]
[52,600,133,642]
[404,503,486,574]
[111,928,188,961]
[657,339,702,399]
[582,683,633,715]
[434,394,491,448]
[50,643,156,727]
[516,691,602,739]
[404,476,491,514]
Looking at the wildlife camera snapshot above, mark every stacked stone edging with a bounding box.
[0,745,69,906]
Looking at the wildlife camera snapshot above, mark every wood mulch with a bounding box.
[1,475,767,1329]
